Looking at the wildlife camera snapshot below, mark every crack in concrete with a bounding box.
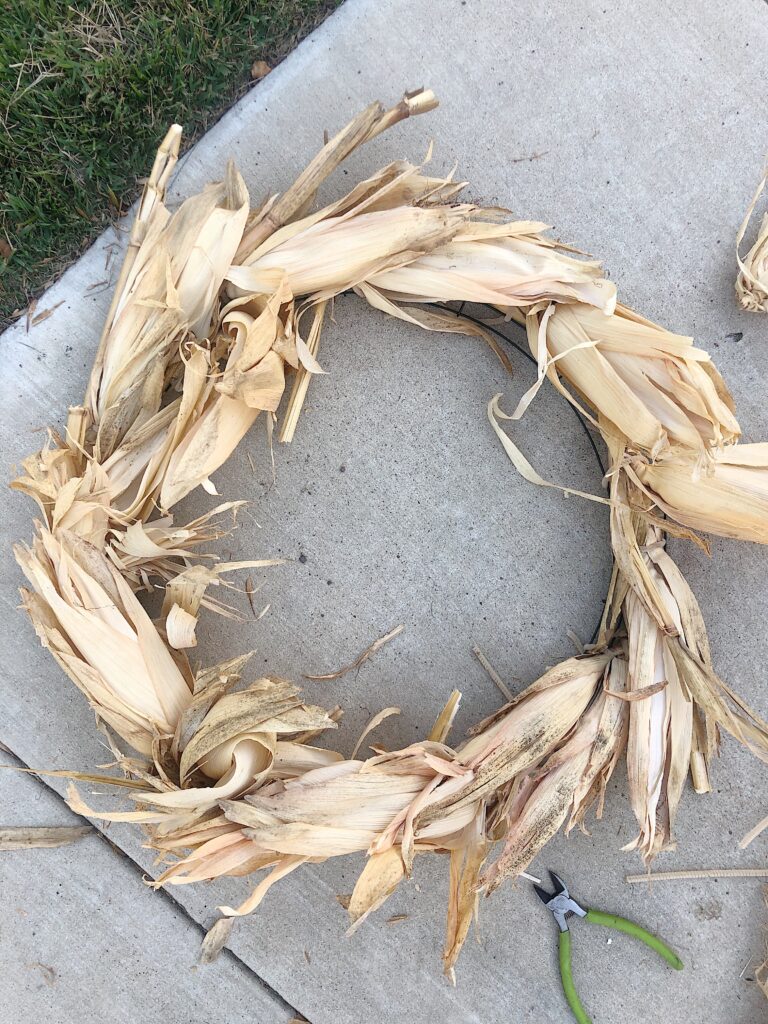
[1,741,312,1024]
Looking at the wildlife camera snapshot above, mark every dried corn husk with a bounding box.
[161,555,282,648]
[348,846,408,935]
[628,443,768,545]
[621,526,768,860]
[88,162,249,457]
[143,650,610,966]
[607,455,768,760]
[118,678,340,813]
[736,166,768,312]
[155,286,297,508]
[234,89,440,261]
[481,656,628,892]
[109,502,248,586]
[228,205,469,299]
[520,302,739,457]
[623,555,692,860]
[442,812,487,981]
[86,124,181,425]
[226,159,618,441]
[102,345,216,520]
[16,527,192,754]
[11,408,106,539]
[421,652,613,828]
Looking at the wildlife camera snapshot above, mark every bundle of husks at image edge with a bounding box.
[12,89,768,979]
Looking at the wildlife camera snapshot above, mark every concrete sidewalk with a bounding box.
[2,1,768,1021]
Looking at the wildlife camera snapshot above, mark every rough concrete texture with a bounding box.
[2,0,768,1021]
[0,755,292,1023]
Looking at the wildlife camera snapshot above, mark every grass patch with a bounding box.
[0,0,340,328]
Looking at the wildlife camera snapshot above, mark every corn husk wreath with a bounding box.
[13,89,768,980]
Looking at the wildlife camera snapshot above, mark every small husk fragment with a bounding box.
[200,916,235,964]
[0,825,92,851]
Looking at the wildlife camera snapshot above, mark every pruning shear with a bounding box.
[534,871,683,1024]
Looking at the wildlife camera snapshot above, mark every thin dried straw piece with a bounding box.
[0,826,92,850]
[351,707,401,758]
[487,393,611,507]
[741,814,768,850]
[0,764,151,790]
[303,624,404,681]
[606,680,667,702]
[278,301,327,444]
[471,646,514,701]
[626,868,768,883]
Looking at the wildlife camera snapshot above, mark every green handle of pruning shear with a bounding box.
[558,930,592,1024]
[557,911,683,1024]
[585,909,684,970]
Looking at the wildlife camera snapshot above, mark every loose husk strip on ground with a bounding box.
[11,88,768,978]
